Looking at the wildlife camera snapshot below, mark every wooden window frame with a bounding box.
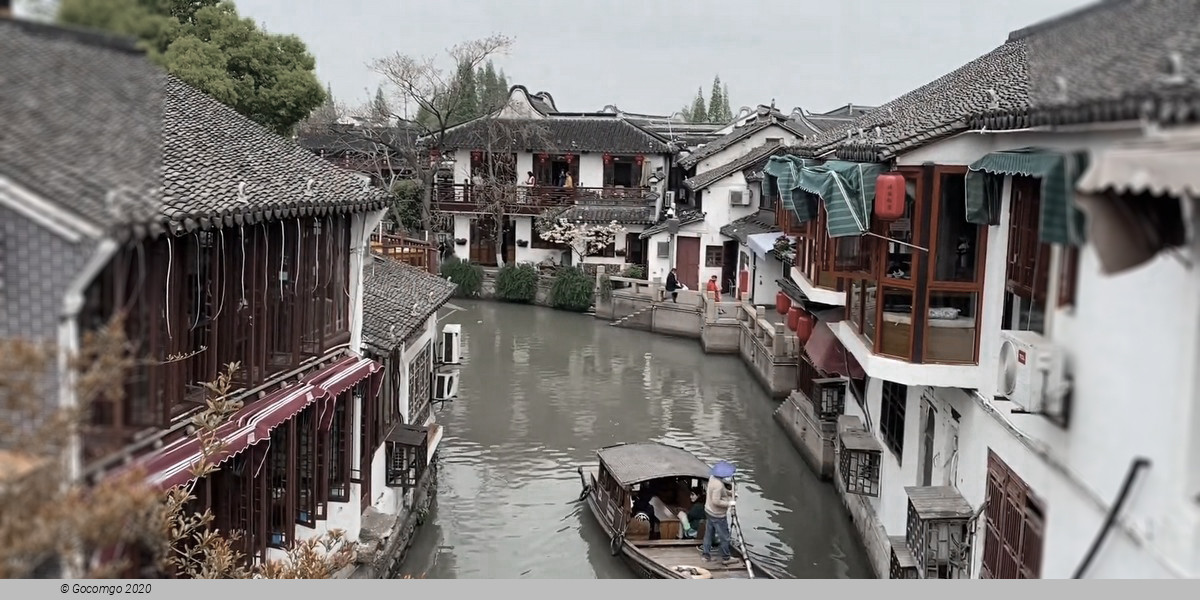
[704,245,723,268]
[981,450,1045,579]
[879,381,907,460]
[408,342,433,426]
[266,420,296,550]
[327,399,352,503]
[385,441,428,489]
[923,167,987,364]
[295,406,318,528]
[531,224,563,250]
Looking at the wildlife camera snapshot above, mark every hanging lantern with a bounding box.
[603,153,613,164]
[471,150,483,162]
[635,154,645,166]
[565,153,575,164]
[539,152,549,163]
[875,172,907,221]
[787,306,802,331]
[795,311,815,343]
[776,291,791,315]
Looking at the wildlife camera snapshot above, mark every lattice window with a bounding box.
[408,342,432,425]
[981,450,1044,579]
[813,378,848,421]
[839,430,882,497]
[880,381,908,459]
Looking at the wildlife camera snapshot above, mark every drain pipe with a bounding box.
[1071,457,1151,579]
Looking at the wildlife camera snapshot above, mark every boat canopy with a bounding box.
[596,442,713,487]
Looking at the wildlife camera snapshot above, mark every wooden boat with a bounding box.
[576,441,792,579]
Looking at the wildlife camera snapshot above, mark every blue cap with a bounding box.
[711,461,736,478]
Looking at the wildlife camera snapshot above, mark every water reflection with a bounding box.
[398,300,872,579]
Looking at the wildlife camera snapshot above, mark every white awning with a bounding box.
[1077,132,1200,199]
[746,232,791,259]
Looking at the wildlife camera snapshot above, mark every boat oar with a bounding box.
[730,480,754,579]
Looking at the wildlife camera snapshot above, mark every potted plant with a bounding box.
[516,239,529,247]
[773,235,792,255]
[455,238,468,246]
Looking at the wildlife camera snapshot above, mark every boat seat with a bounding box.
[658,519,682,540]
[626,516,651,541]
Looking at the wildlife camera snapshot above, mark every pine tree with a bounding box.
[449,61,479,125]
[480,61,501,112]
[721,83,733,122]
[708,76,725,124]
[496,69,510,100]
[688,87,708,123]
[370,86,390,125]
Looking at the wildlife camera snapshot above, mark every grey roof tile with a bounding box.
[361,255,457,354]
[556,204,656,224]
[676,108,819,169]
[438,116,672,154]
[682,143,785,191]
[639,210,706,239]
[0,19,390,241]
[719,210,779,243]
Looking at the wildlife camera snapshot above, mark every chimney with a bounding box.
[0,0,11,18]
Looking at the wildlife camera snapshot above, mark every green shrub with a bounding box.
[621,264,646,280]
[495,263,539,303]
[550,266,595,312]
[440,257,484,298]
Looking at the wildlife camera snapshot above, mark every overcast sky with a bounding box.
[235,0,1093,116]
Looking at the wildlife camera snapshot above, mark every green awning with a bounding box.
[965,147,1090,245]
[764,156,884,238]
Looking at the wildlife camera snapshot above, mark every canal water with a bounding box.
[398,300,872,579]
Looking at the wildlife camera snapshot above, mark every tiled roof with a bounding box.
[719,210,779,243]
[971,0,1200,130]
[802,0,1200,160]
[556,204,657,225]
[437,116,672,154]
[682,143,785,191]
[295,123,421,155]
[802,40,1029,162]
[0,19,390,241]
[639,210,706,239]
[361,255,456,354]
[676,108,819,169]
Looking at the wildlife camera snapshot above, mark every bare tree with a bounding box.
[367,35,515,230]
[470,117,558,267]
[0,316,354,579]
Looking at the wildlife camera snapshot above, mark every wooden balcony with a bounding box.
[370,233,438,274]
[432,183,653,215]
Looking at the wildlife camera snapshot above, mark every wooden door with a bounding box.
[676,236,700,290]
[469,219,497,266]
[981,450,1044,579]
[625,232,646,269]
[721,240,738,294]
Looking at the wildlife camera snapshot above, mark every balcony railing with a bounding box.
[433,183,652,214]
[370,233,438,274]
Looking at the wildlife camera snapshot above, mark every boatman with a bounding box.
[701,461,736,565]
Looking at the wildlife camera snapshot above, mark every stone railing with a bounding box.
[736,302,801,360]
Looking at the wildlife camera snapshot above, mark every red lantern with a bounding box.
[428,147,439,165]
[786,306,801,331]
[603,153,613,164]
[776,291,791,315]
[565,154,574,164]
[738,268,750,299]
[875,172,907,221]
[635,154,645,166]
[538,152,548,163]
[795,311,815,343]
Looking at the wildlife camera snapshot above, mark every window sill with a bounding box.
[829,321,983,388]
[791,266,846,306]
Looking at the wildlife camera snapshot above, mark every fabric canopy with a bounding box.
[1076,132,1200,199]
[764,156,885,238]
[804,321,865,379]
[303,354,384,430]
[965,147,1090,245]
[746,231,789,259]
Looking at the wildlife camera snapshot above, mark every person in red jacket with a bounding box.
[706,275,720,299]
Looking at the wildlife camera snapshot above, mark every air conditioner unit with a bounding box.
[997,330,1068,416]
[438,323,462,365]
[433,370,460,401]
[729,189,750,206]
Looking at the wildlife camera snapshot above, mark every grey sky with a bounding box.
[237,0,1094,116]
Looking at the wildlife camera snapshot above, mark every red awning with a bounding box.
[122,382,325,491]
[303,354,383,429]
[805,320,865,379]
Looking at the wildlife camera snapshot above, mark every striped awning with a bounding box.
[965,147,1090,245]
[764,156,885,238]
[118,354,383,491]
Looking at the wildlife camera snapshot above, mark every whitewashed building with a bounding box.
[430,85,673,271]
[773,0,1200,579]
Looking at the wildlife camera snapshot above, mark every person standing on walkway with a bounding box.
[706,275,720,301]
[665,268,680,303]
[702,462,736,565]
